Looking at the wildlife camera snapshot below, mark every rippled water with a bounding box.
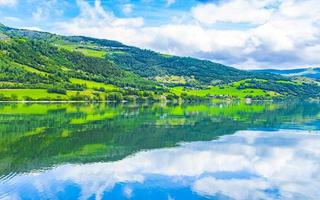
[0,102,319,199]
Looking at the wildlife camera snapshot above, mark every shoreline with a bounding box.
[0,99,303,104]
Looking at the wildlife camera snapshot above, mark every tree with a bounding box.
[105,92,123,102]
[10,94,18,101]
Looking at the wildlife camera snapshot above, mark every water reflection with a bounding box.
[1,130,319,200]
[0,102,320,199]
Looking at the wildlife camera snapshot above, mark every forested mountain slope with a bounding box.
[0,23,283,84]
[1,23,320,101]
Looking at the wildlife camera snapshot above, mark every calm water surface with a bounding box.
[0,102,319,200]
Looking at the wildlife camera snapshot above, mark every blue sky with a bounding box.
[0,0,198,29]
[0,0,320,69]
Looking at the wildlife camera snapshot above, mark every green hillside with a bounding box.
[1,24,320,101]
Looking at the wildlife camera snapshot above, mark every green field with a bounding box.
[0,89,65,100]
[69,78,118,91]
[21,64,50,76]
[276,80,300,85]
[0,89,106,101]
[57,44,107,58]
[0,75,120,101]
[171,85,279,99]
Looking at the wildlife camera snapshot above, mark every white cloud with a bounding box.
[302,45,320,64]
[191,0,274,25]
[32,0,64,22]
[3,16,20,22]
[55,0,143,44]
[166,0,176,7]
[52,0,320,69]
[122,4,133,15]
[32,7,47,21]
[123,186,133,198]
[0,0,17,7]
[193,177,272,200]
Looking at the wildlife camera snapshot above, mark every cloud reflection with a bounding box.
[1,130,320,199]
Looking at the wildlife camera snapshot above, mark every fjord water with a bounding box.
[0,102,319,200]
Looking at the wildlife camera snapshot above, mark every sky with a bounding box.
[0,0,320,69]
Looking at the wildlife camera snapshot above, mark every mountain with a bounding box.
[253,68,320,80]
[1,24,320,101]
[0,25,269,84]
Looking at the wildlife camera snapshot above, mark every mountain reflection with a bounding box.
[1,102,320,199]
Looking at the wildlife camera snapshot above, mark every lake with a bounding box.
[0,102,319,200]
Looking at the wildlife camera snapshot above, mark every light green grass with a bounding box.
[70,78,118,91]
[171,85,277,99]
[277,80,300,85]
[0,89,66,100]
[21,65,50,76]
[0,89,106,101]
[170,78,280,99]
[58,44,106,58]
[76,48,107,58]
[230,79,268,87]
[155,76,187,84]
